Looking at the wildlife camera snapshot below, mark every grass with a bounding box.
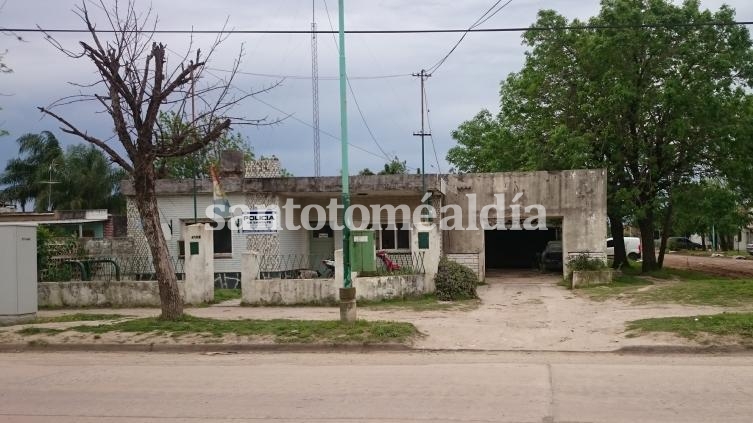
[16,327,65,336]
[213,289,242,303]
[360,294,479,312]
[31,313,126,325]
[628,312,753,340]
[576,275,653,302]
[569,262,745,303]
[632,279,753,307]
[68,315,418,344]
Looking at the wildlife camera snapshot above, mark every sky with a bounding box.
[1,0,752,178]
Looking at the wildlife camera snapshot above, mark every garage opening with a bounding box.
[485,220,562,269]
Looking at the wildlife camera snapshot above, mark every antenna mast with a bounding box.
[311,0,321,177]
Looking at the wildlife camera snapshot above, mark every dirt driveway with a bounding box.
[663,254,753,278]
[30,269,744,351]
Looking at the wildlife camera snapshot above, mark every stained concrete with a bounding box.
[37,281,185,308]
[445,169,608,279]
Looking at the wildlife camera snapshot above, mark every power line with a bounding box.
[322,0,391,162]
[207,67,410,80]
[8,20,753,34]
[427,0,514,74]
[422,82,443,174]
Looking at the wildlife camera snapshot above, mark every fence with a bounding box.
[38,237,185,282]
[375,251,426,275]
[257,254,334,279]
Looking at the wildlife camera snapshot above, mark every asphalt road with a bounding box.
[1,351,753,422]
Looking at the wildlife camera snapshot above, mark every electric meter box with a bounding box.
[0,224,38,325]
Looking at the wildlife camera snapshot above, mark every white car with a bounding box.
[606,237,641,261]
[747,242,753,256]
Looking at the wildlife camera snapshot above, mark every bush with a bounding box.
[434,257,479,301]
[568,254,608,273]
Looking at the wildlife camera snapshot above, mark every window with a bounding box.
[606,239,614,248]
[178,220,233,258]
[377,223,411,250]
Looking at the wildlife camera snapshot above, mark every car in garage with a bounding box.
[538,240,563,271]
[747,242,753,255]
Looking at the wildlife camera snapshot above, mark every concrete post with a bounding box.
[411,222,441,293]
[334,248,356,322]
[240,251,260,304]
[183,224,214,305]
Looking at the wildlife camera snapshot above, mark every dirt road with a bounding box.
[663,253,753,278]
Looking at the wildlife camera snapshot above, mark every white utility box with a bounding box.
[0,224,38,325]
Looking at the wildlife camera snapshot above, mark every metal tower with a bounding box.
[311,0,321,177]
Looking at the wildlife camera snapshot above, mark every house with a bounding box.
[0,209,121,239]
[120,157,607,288]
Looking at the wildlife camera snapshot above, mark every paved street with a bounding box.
[2,351,753,422]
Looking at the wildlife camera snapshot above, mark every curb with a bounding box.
[1,343,752,355]
[0,343,414,354]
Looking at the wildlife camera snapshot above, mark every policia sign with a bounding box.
[241,209,280,234]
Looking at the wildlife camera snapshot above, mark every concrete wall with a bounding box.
[444,170,608,277]
[241,251,432,305]
[240,275,430,306]
[38,281,186,308]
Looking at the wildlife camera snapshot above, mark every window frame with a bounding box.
[177,219,234,259]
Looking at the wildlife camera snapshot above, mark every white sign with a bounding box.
[353,235,369,243]
[241,209,280,234]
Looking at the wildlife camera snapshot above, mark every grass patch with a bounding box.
[69,315,418,344]
[16,327,65,336]
[621,264,721,280]
[628,312,753,339]
[213,289,242,303]
[31,314,126,324]
[360,294,478,312]
[632,279,753,307]
[576,275,653,301]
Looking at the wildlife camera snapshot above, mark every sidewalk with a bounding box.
[8,269,744,352]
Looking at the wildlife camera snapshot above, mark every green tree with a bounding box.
[358,156,407,176]
[55,145,126,213]
[155,112,254,179]
[447,0,753,272]
[672,181,752,251]
[0,131,63,211]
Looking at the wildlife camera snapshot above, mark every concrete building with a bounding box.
[0,209,119,238]
[121,158,607,284]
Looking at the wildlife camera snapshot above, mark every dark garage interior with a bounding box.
[485,224,560,269]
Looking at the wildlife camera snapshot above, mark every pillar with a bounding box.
[183,223,214,305]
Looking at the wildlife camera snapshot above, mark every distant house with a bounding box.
[0,209,122,239]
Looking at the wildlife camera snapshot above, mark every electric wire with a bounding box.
[7,20,753,34]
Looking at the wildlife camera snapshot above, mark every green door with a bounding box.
[349,229,376,273]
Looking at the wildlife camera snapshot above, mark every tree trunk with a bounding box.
[609,213,629,269]
[638,213,659,272]
[701,234,706,250]
[133,161,184,320]
[657,203,673,268]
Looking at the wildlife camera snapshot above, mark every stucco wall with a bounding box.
[444,169,608,277]
[38,281,186,308]
[241,275,430,306]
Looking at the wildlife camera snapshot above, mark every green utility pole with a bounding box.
[338,0,352,289]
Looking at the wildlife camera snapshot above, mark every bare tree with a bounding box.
[39,0,273,319]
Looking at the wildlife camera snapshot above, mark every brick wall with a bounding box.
[446,253,481,278]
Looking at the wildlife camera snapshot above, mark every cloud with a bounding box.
[1,0,751,178]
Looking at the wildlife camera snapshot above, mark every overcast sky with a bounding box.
[2,0,752,178]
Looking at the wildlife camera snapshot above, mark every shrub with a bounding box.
[434,257,478,301]
[567,254,608,280]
